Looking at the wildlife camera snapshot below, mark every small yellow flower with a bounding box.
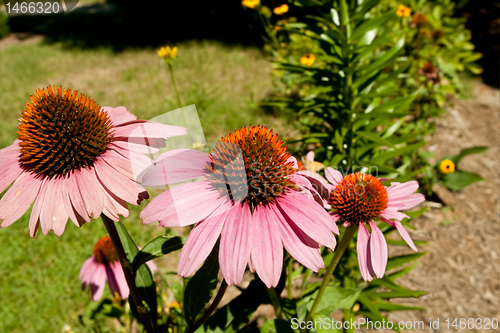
[352,303,360,312]
[439,159,455,174]
[158,46,177,61]
[273,4,289,15]
[241,0,260,9]
[168,301,181,310]
[396,4,411,17]
[300,54,316,66]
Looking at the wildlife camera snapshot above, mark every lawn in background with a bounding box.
[0,40,294,332]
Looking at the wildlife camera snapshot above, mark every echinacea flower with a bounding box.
[300,54,316,67]
[412,13,428,26]
[0,86,187,237]
[324,169,424,281]
[396,4,411,17]
[273,4,289,15]
[419,62,440,85]
[79,236,158,302]
[140,125,338,288]
[158,46,178,61]
[241,0,260,9]
[439,159,455,174]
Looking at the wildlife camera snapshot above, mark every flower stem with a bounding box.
[168,62,182,108]
[267,287,283,319]
[101,214,155,333]
[300,226,357,333]
[287,258,293,300]
[185,280,228,333]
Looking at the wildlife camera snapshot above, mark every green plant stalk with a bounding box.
[268,287,283,319]
[287,259,293,300]
[300,226,357,333]
[168,62,182,108]
[101,214,155,333]
[185,280,228,333]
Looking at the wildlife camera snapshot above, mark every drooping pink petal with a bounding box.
[111,146,153,182]
[112,140,162,154]
[277,191,339,245]
[368,221,388,279]
[102,189,130,221]
[271,204,324,272]
[29,179,47,237]
[103,106,137,126]
[251,205,283,288]
[80,257,98,290]
[146,260,158,274]
[64,173,91,224]
[0,143,23,194]
[285,156,298,169]
[39,178,69,236]
[107,262,129,300]
[141,181,227,227]
[325,167,344,186]
[75,168,104,219]
[90,263,107,302]
[380,208,409,222]
[357,223,373,282]
[95,160,146,205]
[113,121,187,139]
[380,217,417,252]
[0,173,42,228]
[141,149,211,186]
[178,201,231,277]
[219,204,253,285]
[295,172,331,200]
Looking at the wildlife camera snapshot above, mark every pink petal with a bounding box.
[271,204,324,272]
[325,167,344,186]
[357,223,373,282]
[0,143,23,194]
[103,106,137,126]
[107,262,129,299]
[141,149,210,186]
[387,193,425,210]
[219,204,253,285]
[0,173,42,228]
[102,189,130,221]
[251,205,283,288]
[285,156,298,169]
[306,151,315,162]
[113,121,187,139]
[178,201,231,277]
[111,146,153,182]
[40,179,69,236]
[112,140,162,154]
[368,221,388,279]
[294,173,331,200]
[90,264,107,302]
[95,160,145,205]
[29,179,47,237]
[380,208,409,222]
[141,181,227,227]
[65,172,91,224]
[75,168,104,219]
[146,261,158,274]
[380,217,417,252]
[80,257,98,290]
[277,191,338,247]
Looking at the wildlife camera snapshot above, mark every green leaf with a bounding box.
[356,131,394,147]
[368,141,427,165]
[443,170,484,190]
[184,245,220,326]
[331,8,340,26]
[374,301,423,311]
[386,252,427,271]
[132,236,183,272]
[311,314,342,333]
[115,222,157,330]
[351,11,394,41]
[454,146,488,164]
[308,286,362,315]
[261,319,296,333]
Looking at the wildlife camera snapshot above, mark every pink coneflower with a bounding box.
[80,236,158,301]
[0,86,186,237]
[140,125,338,288]
[325,168,424,281]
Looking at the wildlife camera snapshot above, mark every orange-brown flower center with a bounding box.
[93,236,119,264]
[17,86,113,179]
[330,173,388,224]
[207,125,296,211]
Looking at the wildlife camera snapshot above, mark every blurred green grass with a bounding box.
[0,40,295,332]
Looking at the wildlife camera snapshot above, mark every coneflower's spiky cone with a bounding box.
[141,125,339,288]
[0,85,187,237]
[18,86,113,178]
[330,173,388,224]
[208,126,296,209]
[92,236,119,265]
